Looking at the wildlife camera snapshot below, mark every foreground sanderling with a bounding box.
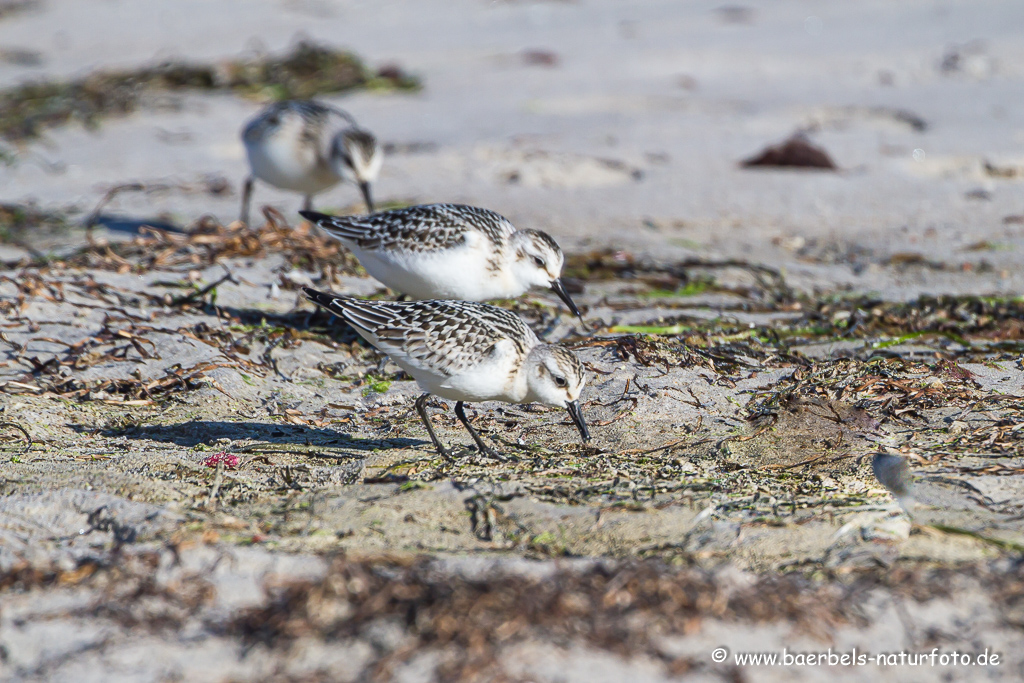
[240,100,382,224]
[300,204,583,317]
[302,287,591,459]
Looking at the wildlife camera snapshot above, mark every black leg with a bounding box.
[303,195,313,212]
[415,394,452,460]
[454,401,505,460]
[240,176,254,226]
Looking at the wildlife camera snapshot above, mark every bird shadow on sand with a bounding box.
[78,420,426,456]
[89,213,184,235]
[196,303,366,340]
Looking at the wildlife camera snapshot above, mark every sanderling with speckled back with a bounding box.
[300,203,583,317]
[302,287,590,459]
[240,100,381,224]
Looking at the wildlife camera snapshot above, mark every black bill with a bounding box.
[550,278,582,318]
[359,181,375,214]
[566,399,591,442]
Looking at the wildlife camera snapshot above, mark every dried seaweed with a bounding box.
[743,356,992,444]
[0,0,36,20]
[793,295,1024,342]
[223,554,1024,680]
[2,350,236,402]
[85,363,223,401]
[0,41,419,142]
[25,208,362,278]
[0,546,1018,682]
[594,286,1024,364]
[563,248,792,302]
[0,420,31,453]
[0,202,71,243]
[230,554,858,679]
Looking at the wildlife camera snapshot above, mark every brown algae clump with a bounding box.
[0,41,420,142]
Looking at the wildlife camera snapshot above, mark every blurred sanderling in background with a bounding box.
[240,100,381,224]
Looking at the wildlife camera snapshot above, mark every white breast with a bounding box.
[245,129,340,194]
[347,233,524,301]
[391,338,527,404]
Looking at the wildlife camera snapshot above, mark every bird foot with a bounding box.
[478,445,516,463]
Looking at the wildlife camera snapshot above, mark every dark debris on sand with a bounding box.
[0,41,420,142]
[741,134,837,170]
[3,544,1023,682]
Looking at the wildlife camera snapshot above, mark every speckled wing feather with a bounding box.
[243,100,356,144]
[268,100,357,126]
[280,100,333,119]
[244,101,321,139]
[302,288,537,376]
[302,204,517,253]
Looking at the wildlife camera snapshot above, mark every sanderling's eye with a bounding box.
[554,376,567,388]
[533,256,545,268]
[267,115,280,126]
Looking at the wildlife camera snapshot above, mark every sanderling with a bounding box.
[300,204,583,317]
[302,287,591,459]
[240,100,382,224]
[872,452,914,513]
